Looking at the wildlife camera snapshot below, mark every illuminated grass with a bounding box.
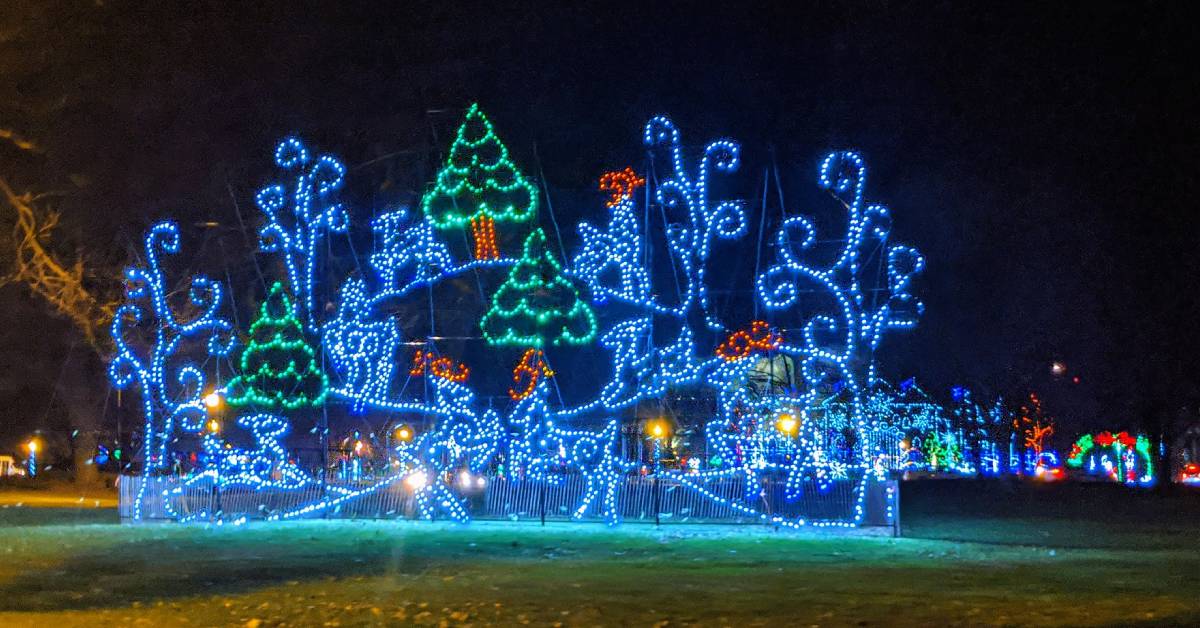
[0,511,1196,627]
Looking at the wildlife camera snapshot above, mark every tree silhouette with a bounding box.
[481,229,596,347]
[227,282,328,410]
[421,103,537,260]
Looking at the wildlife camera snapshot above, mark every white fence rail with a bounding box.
[119,473,897,530]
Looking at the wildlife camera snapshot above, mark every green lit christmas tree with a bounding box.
[226,282,328,410]
[421,103,537,260]
[923,431,962,472]
[481,228,597,347]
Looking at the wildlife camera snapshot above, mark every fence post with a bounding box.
[213,476,222,523]
[653,474,660,527]
[892,479,901,538]
[539,479,546,526]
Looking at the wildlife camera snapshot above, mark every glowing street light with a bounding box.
[394,425,413,443]
[1051,361,1066,377]
[25,439,38,477]
[204,391,223,409]
[646,419,670,440]
[207,419,221,433]
[776,413,799,435]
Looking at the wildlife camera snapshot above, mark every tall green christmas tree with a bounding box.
[226,282,328,410]
[481,228,597,347]
[421,103,537,260]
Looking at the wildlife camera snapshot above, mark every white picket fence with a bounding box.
[118,473,897,529]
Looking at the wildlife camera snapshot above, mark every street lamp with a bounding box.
[204,391,223,409]
[25,439,38,477]
[776,413,799,436]
[645,419,670,472]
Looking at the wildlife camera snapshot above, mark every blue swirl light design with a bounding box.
[641,116,746,327]
[755,151,925,496]
[108,221,234,519]
[114,120,925,530]
[256,137,349,323]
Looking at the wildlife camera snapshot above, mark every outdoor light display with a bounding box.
[109,221,235,519]
[109,104,926,526]
[421,103,538,260]
[1179,462,1200,485]
[1066,431,1155,486]
[226,282,329,410]
[1034,451,1066,481]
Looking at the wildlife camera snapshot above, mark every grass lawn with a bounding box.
[0,482,1196,627]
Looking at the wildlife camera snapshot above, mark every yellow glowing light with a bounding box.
[203,392,222,409]
[404,471,428,491]
[777,414,798,435]
[354,440,364,454]
[26,440,38,454]
[394,426,413,443]
[645,419,672,441]
[207,419,221,433]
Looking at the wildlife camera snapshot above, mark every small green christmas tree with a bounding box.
[923,431,962,471]
[226,282,328,410]
[421,103,537,259]
[481,229,597,347]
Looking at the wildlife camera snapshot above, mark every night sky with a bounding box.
[1,2,1197,454]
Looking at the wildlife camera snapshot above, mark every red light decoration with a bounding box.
[469,215,499,260]
[509,348,554,401]
[409,349,470,382]
[716,320,781,362]
[1182,463,1200,484]
[599,167,646,207]
[1093,431,1136,449]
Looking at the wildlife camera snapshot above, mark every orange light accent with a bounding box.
[469,215,499,260]
[409,349,470,382]
[1017,392,1055,456]
[599,167,646,207]
[716,320,782,361]
[509,348,555,401]
[1025,423,1053,456]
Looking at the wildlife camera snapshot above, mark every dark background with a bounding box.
[1,1,1197,457]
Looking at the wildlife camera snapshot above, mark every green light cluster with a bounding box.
[481,228,597,347]
[226,282,328,410]
[421,103,537,229]
[1066,434,1093,467]
[923,431,962,471]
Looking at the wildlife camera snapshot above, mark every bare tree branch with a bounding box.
[0,128,40,152]
[0,175,114,348]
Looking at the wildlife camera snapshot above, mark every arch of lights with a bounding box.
[110,105,929,526]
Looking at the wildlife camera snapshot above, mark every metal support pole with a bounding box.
[539,480,546,526]
[653,475,661,527]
